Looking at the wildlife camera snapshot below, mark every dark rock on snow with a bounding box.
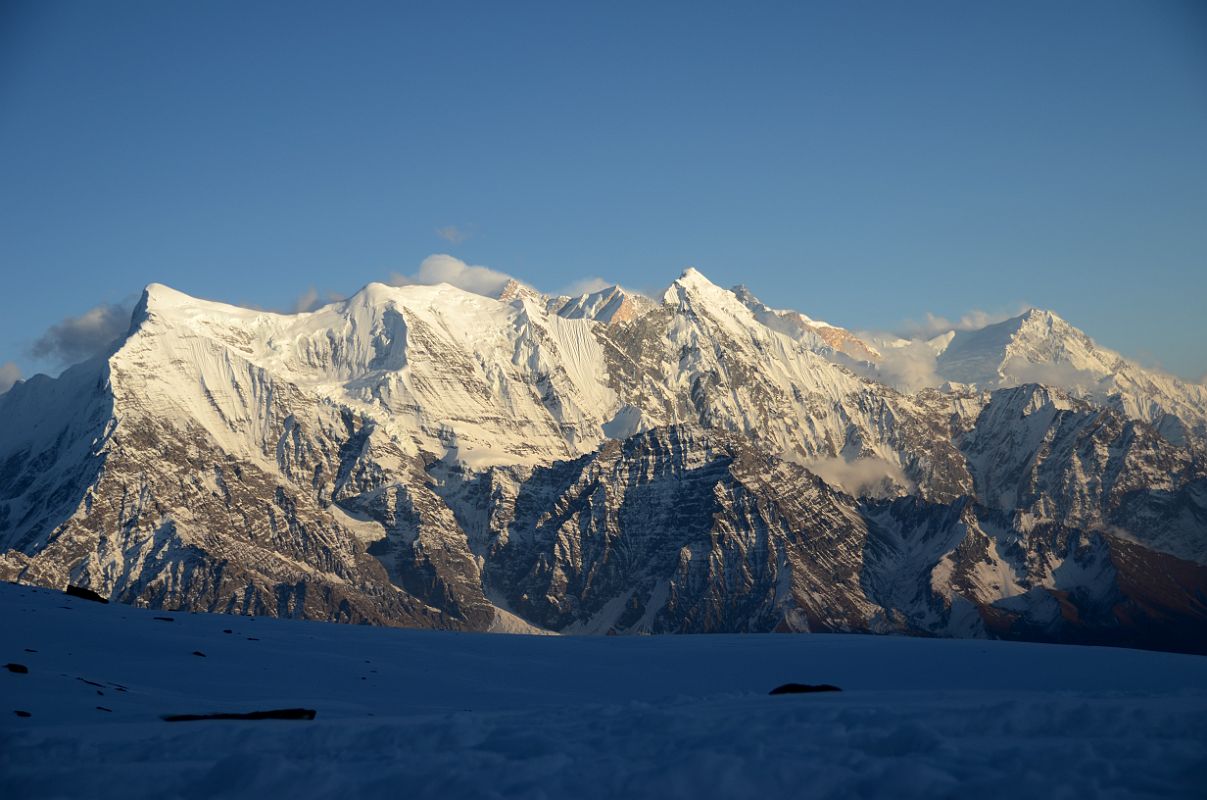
[769,683,842,695]
[163,708,317,722]
[65,584,108,603]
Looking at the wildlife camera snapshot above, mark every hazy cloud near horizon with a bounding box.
[29,302,134,366]
[0,362,21,394]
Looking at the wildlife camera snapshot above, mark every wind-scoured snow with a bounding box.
[2,582,1206,800]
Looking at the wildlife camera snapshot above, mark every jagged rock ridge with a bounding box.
[0,269,1203,652]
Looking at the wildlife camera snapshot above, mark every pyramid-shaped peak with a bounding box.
[675,266,717,286]
[974,307,1072,340]
[497,278,544,303]
[555,284,654,325]
[1016,307,1065,325]
[662,267,729,304]
[577,284,624,300]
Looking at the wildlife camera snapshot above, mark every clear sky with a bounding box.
[2,0,1205,386]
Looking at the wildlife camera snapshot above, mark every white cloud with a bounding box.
[435,225,470,245]
[866,341,944,393]
[387,254,634,302]
[292,287,346,313]
[293,288,321,313]
[1000,358,1105,391]
[849,303,1033,393]
[0,362,21,394]
[801,456,914,499]
[897,306,1029,339]
[390,254,520,297]
[559,277,613,297]
[30,302,133,365]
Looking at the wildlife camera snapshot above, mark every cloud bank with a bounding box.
[30,302,133,366]
[390,254,521,297]
[0,362,21,394]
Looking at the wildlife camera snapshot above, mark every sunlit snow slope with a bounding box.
[0,270,1204,651]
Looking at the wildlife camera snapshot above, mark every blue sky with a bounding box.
[2,0,1205,386]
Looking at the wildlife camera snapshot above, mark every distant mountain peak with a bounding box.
[661,267,737,308]
[497,278,544,304]
[553,284,654,326]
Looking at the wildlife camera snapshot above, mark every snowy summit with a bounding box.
[0,266,1203,653]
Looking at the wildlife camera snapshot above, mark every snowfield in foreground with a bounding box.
[2,583,1205,800]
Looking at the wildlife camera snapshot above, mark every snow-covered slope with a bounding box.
[3,581,1206,800]
[934,308,1207,444]
[731,284,880,363]
[0,269,1204,651]
[120,281,618,464]
[597,268,975,499]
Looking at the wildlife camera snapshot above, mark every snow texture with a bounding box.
[2,581,1206,799]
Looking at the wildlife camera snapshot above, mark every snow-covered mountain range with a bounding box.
[1,268,1204,651]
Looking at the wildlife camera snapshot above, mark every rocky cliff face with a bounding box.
[1,270,1204,652]
[432,426,1207,651]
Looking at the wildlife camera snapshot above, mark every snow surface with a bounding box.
[3,581,1206,799]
